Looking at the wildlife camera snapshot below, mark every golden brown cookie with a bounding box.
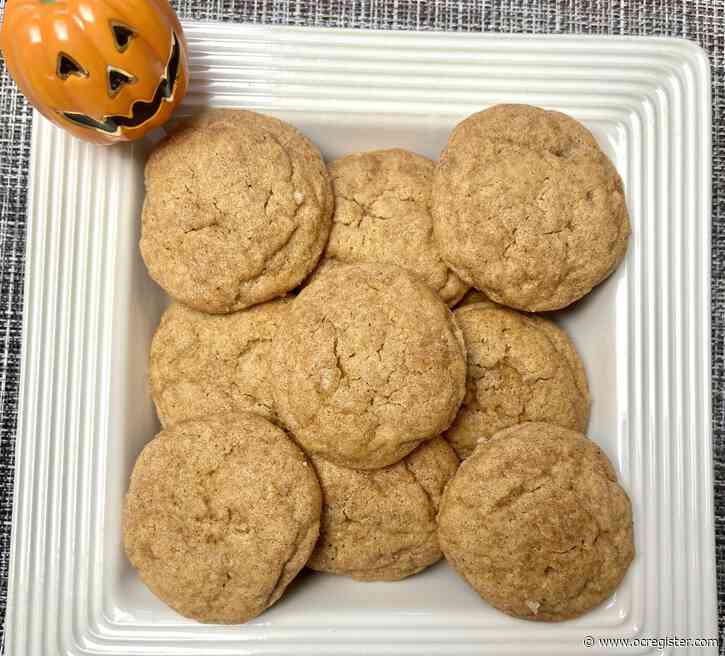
[184,109,334,226]
[149,298,290,428]
[308,437,458,581]
[444,303,590,458]
[438,422,634,621]
[433,104,630,311]
[140,110,333,313]
[271,263,467,470]
[123,413,322,624]
[314,149,467,305]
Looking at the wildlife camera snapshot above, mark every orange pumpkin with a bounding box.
[0,0,189,145]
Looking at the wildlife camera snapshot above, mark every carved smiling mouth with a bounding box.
[63,32,181,135]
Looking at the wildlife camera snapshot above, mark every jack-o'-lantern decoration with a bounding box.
[0,0,189,145]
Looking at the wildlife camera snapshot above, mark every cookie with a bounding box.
[438,422,634,621]
[315,149,467,305]
[308,437,458,581]
[184,109,334,226]
[122,413,322,624]
[444,303,590,458]
[140,109,333,313]
[149,298,290,428]
[271,263,467,469]
[433,104,630,311]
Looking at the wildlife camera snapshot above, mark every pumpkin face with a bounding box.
[0,0,189,145]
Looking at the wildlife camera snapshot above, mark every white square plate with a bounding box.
[5,23,716,656]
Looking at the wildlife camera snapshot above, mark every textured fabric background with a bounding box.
[0,0,722,647]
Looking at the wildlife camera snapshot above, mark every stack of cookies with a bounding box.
[123,105,635,625]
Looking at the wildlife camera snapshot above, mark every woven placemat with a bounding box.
[0,0,723,646]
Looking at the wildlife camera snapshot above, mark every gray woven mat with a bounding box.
[0,0,723,646]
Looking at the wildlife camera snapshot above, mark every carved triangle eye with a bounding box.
[107,66,136,97]
[57,53,87,80]
[111,23,135,52]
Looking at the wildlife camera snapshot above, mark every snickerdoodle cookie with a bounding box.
[123,413,322,624]
[184,109,333,225]
[438,422,634,621]
[315,149,467,305]
[140,110,333,313]
[271,263,467,469]
[444,303,590,458]
[149,298,291,428]
[433,104,630,311]
[308,437,458,580]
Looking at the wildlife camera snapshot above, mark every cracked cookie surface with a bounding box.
[454,288,494,308]
[308,437,458,580]
[438,422,634,621]
[140,110,332,313]
[433,104,630,311]
[444,303,590,459]
[149,298,291,429]
[312,149,467,305]
[271,263,467,469]
[122,413,322,624]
